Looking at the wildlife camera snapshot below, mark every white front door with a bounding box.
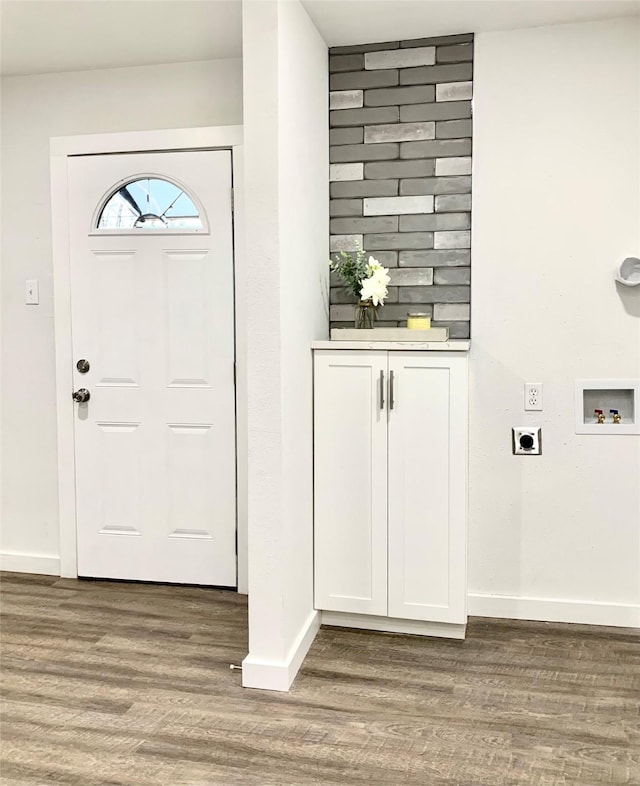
[67,150,236,586]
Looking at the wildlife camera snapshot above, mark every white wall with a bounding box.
[278,0,330,648]
[470,18,640,626]
[242,0,328,690]
[0,58,243,572]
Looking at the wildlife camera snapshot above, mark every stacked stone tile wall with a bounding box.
[329,35,473,337]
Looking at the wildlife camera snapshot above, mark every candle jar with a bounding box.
[407,312,431,330]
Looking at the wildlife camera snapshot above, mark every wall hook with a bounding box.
[615,257,640,286]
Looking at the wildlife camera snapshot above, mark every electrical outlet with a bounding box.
[525,382,543,411]
[512,427,542,455]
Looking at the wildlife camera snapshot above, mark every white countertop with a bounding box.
[311,340,470,351]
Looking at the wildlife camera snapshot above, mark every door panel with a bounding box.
[68,151,236,586]
[164,251,214,387]
[96,422,142,536]
[167,424,216,536]
[314,351,388,615]
[91,251,141,385]
[387,353,467,623]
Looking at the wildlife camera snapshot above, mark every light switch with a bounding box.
[25,279,39,305]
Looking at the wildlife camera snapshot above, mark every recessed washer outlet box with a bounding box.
[575,379,639,434]
[512,427,542,455]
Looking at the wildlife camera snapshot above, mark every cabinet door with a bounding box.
[387,353,468,623]
[314,351,388,615]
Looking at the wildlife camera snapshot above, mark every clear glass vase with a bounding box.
[355,300,377,329]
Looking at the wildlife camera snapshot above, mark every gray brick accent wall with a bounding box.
[329,35,473,338]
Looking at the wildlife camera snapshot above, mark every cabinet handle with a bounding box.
[389,370,395,410]
[379,370,385,410]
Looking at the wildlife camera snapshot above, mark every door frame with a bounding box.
[50,126,248,593]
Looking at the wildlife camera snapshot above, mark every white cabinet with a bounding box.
[313,351,388,616]
[313,349,468,636]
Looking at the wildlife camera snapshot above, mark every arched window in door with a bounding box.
[96,177,204,231]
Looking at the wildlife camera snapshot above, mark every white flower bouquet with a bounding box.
[330,249,391,328]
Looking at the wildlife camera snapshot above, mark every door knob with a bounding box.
[72,388,91,403]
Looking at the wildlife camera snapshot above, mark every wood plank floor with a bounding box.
[1,572,638,786]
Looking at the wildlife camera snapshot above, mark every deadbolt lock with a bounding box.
[76,359,90,373]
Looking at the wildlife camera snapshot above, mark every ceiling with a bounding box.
[304,0,640,46]
[0,0,243,76]
[1,0,639,77]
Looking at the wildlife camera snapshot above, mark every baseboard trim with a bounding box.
[242,609,320,691]
[0,552,60,576]
[321,610,467,639]
[468,592,640,628]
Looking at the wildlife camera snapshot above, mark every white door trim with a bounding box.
[50,126,248,593]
